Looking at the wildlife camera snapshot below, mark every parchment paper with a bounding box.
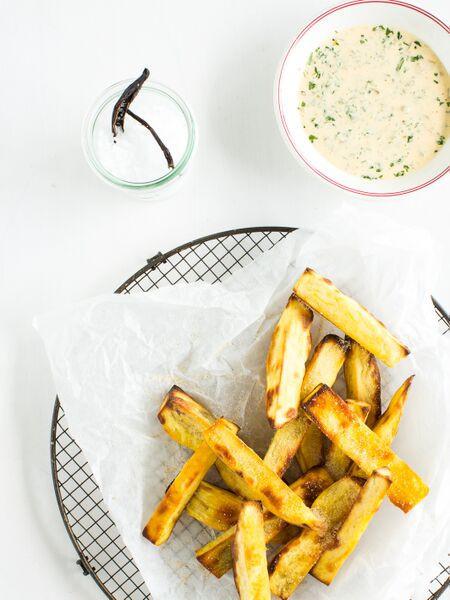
[35,204,450,600]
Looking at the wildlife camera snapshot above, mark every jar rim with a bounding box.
[81,79,197,189]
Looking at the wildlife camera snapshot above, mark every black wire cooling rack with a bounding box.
[51,227,450,600]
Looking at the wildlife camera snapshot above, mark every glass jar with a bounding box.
[82,79,197,200]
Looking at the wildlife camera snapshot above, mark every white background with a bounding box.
[0,1,448,599]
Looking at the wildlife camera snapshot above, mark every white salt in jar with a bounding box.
[82,79,196,200]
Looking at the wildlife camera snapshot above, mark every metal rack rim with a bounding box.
[114,226,297,294]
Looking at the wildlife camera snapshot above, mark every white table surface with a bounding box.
[1,1,449,598]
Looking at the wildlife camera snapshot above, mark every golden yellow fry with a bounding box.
[269,477,361,599]
[196,467,333,578]
[294,268,409,367]
[232,502,271,600]
[158,385,215,450]
[143,441,217,545]
[219,416,311,500]
[325,400,370,480]
[312,468,392,584]
[303,385,429,512]
[196,526,236,580]
[269,524,301,548]
[204,419,326,531]
[143,421,239,545]
[296,334,349,472]
[186,482,244,531]
[344,338,381,428]
[219,412,311,498]
[373,375,414,443]
[264,416,310,476]
[296,424,324,473]
[216,462,260,500]
[301,334,349,398]
[350,375,414,477]
[265,295,313,429]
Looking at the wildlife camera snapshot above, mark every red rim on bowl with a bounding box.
[276,0,450,197]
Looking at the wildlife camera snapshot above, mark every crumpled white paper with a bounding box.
[35,205,450,600]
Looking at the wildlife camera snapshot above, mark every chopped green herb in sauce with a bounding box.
[298,25,449,179]
[396,57,405,72]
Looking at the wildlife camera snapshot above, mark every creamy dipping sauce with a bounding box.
[299,25,449,179]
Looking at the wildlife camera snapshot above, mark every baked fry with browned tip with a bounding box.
[269,476,361,599]
[158,385,215,450]
[265,295,313,429]
[312,468,392,584]
[232,502,271,600]
[294,268,409,367]
[303,384,429,512]
[344,338,381,428]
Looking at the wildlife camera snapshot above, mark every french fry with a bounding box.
[344,338,381,428]
[296,424,324,473]
[158,385,215,450]
[232,502,271,600]
[196,467,333,578]
[303,385,429,512]
[196,526,236,580]
[265,295,313,429]
[269,477,361,599]
[350,375,414,478]
[204,419,326,531]
[325,400,370,480]
[269,524,301,548]
[373,375,414,443]
[297,334,349,472]
[301,334,349,398]
[158,386,258,499]
[312,468,392,584]
[216,462,260,500]
[264,416,310,477]
[294,268,409,367]
[186,482,244,531]
[143,421,239,545]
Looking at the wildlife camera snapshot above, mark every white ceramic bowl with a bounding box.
[275,1,449,197]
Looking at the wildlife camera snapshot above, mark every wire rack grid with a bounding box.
[50,227,450,600]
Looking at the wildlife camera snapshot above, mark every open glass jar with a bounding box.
[82,79,196,200]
